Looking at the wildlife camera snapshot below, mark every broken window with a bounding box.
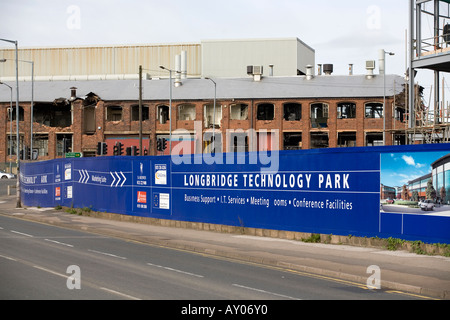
[365,102,383,118]
[7,106,24,121]
[310,132,329,149]
[7,135,23,156]
[83,105,96,135]
[230,132,248,153]
[393,134,406,145]
[366,132,383,146]
[34,102,71,127]
[157,105,170,124]
[257,103,274,120]
[230,104,248,120]
[34,134,49,157]
[395,106,406,122]
[178,104,196,121]
[56,134,73,156]
[204,103,222,128]
[311,103,328,128]
[283,132,302,150]
[337,102,356,119]
[203,131,222,153]
[131,104,149,121]
[106,105,123,121]
[283,103,301,121]
[337,132,356,147]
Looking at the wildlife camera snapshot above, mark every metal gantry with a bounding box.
[408,0,450,143]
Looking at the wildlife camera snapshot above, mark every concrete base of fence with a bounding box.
[80,209,449,256]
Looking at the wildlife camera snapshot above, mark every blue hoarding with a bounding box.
[20,144,450,244]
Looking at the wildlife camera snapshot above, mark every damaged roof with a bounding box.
[0,74,405,103]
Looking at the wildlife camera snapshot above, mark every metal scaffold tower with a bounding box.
[408,0,450,143]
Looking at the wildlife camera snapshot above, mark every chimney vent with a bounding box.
[365,60,376,79]
[305,65,314,80]
[69,87,77,102]
[323,64,333,75]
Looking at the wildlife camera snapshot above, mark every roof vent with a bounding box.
[247,65,263,81]
[366,60,375,79]
[305,65,314,80]
[323,64,333,75]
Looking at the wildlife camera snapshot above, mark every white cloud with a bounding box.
[402,155,425,169]
[402,155,415,166]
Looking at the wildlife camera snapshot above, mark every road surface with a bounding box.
[0,214,426,302]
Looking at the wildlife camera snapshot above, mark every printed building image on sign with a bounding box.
[380,151,450,216]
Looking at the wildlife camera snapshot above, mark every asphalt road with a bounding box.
[0,214,423,302]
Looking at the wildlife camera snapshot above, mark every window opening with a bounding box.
[310,132,329,149]
[311,103,328,128]
[365,102,383,118]
[337,102,356,119]
[178,104,196,121]
[283,103,301,121]
[131,104,149,121]
[230,104,248,120]
[257,103,274,120]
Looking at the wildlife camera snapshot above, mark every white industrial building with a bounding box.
[0,37,314,81]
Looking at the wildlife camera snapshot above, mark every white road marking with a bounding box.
[100,287,141,300]
[45,238,74,247]
[146,262,204,278]
[232,283,300,300]
[10,230,33,237]
[0,254,17,261]
[88,249,127,260]
[33,265,67,278]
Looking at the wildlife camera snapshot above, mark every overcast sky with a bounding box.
[0,0,443,98]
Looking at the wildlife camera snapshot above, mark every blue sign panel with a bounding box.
[20,143,450,244]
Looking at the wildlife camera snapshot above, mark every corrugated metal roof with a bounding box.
[0,74,405,103]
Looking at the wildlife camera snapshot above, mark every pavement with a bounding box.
[1,194,449,300]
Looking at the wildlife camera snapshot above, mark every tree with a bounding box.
[401,185,409,200]
[426,179,436,200]
[440,186,447,204]
[412,190,419,202]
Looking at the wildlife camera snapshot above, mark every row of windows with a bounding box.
[100,101,393,123]
[4,102,401,123]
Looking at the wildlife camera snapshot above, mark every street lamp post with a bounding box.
[0,82,12,172]
[1,59,35,158]
[159,66,173,153]
[0,38,21,208]
[205,77,217,153]
[139,65,143,154]
[380,49,395,145]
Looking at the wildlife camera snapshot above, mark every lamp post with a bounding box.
[0,81,12,172]
[0,38,21,208]
[205,77,217,153]
[380,49,395,145]
[159,66,173,153]
[0,59,34,158]
[139,65,143,154]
